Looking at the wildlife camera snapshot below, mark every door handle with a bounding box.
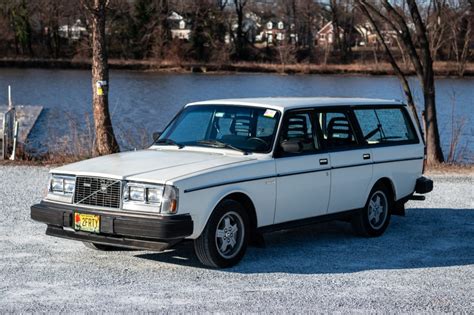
[363,153,371,160]
[319,158,328,165]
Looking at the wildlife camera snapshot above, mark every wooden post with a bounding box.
[8,85,12,109]
[10,120,19,161]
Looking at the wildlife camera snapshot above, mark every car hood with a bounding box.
[52,149,256,184]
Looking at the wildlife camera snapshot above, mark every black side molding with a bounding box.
[257,209,359,234]
[415,176,434,194]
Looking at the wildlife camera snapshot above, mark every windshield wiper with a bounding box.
[155,138,185,149]
[197,140,248,155]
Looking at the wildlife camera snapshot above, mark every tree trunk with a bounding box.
[423,75,444,165]
[406,0,444,165]
[86,0,119,155]
[235,2,244,58]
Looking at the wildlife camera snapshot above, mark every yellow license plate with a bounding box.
[74,213,100,233]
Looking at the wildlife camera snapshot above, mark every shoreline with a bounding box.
[1,58,473,77]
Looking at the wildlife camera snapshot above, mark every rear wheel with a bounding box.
[352,184,392,237]
[194,199,249,268]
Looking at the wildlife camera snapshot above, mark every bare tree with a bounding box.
[357,0,444,165]
[326,0,356,63]
[449,0,473,76]
[82,0,119,155]
[233,0,247,59]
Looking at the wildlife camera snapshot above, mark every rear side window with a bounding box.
[316,111,358,148]
[354,108,417,144]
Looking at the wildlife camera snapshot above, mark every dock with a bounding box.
[0,105,43,159]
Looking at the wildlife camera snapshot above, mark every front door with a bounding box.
[274,109,331,224]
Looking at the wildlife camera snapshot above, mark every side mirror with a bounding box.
[152,131,162,141]
[280,139,303,154]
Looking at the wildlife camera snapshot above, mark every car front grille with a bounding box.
[74,176,122,209]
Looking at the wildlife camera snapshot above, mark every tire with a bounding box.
[83,242,122,251]
[352,183,392,237]
[194,199,249,268]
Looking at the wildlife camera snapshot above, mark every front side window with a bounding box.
[158,105,281,153]
[354,107,417,144]
[278,110,319,155]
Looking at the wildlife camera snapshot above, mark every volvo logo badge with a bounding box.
[100,183,108,193]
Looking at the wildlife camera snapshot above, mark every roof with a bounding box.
[186,97,402,111]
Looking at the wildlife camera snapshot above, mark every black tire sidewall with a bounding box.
[360,184,392,237]
[83,242,121,251]
[199,199,249,268]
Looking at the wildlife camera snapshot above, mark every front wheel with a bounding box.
[194,199,249,268]
[83,242,123,251]
[352,184,392,237]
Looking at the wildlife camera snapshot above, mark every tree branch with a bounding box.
[357,0,421,132]
[378,1,424,80]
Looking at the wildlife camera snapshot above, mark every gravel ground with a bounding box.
[0,165,473,312]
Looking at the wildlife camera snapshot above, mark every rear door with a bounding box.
[353,106,424,199]
[315,109,373,214]
[274,109,331,224]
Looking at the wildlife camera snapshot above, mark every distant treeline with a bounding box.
[0,0,472,70]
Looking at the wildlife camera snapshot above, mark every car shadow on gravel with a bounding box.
[135,207,474,273]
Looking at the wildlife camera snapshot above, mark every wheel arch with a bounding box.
[198,190,258,242]
[372,177,397,202]
[219,192,258,239]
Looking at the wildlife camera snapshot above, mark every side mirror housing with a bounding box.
[280,139,303,154]
[152,131,162,141]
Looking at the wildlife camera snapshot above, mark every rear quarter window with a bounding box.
[354,107,418,145]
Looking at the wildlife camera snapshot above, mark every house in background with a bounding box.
[262,19,286,45]
[167,11,191,40]
[58,19,87,40]
[356,23,398,47]
[229,12,261,44]
[317,21,367,47]
[316,21,343,46]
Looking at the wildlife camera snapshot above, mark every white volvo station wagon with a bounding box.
[31,97,433,268]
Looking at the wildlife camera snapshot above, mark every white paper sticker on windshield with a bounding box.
[264,109,277,118]
[215,112,224,117]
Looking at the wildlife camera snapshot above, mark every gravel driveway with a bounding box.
[0,165,473,312]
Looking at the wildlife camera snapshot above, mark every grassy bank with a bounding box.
[1,58,473,77]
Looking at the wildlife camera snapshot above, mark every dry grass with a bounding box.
[225,61,474,76]
[425,163,474,176]
[2,58,474,76]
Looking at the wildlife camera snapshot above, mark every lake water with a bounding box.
[0,68,472,162]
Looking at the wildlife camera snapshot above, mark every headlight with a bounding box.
[146,188,163,203]
[64,178,75,194]
[122,182,178,214]
[46,174,76,203]
[129,186,146,201]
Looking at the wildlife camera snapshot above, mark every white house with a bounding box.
[167,11,191,40]
[58,19,87,40]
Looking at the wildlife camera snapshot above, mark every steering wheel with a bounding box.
[246,137,268,148]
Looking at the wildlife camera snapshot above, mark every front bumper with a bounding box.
[31,201,193,251]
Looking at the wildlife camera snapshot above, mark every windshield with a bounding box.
[156,105,281,153]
